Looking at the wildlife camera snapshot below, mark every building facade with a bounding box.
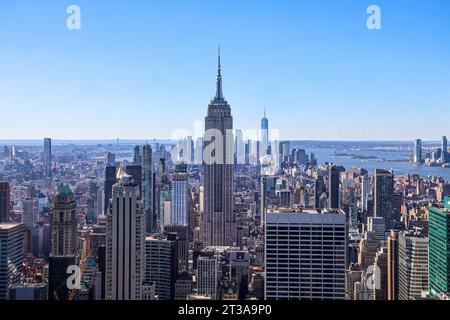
[265,208,347,300]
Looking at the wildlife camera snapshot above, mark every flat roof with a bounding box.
[267,208,345,215]
[0,223,24,230]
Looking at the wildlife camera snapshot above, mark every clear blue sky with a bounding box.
[0,0,449,140]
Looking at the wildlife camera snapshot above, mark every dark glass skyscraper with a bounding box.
[374,169,394,230]
[328,165,340,209]
[0,182,10,223]
[201,50,236,246]
[104,165,117,215]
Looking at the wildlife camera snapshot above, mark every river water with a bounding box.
[307,148,450,180]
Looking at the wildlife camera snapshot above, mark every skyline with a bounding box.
[1,0,450,140]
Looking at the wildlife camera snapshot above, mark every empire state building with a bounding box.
[201,50,236,246]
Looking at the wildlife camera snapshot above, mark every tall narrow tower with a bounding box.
[261,108,269,157]
[106,165,146,300]
[142,143,154,234]
[201,48,236,246]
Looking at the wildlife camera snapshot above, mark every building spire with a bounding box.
[215,45,224,100]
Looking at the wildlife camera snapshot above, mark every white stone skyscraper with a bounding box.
[106,165,146,300]
[201,49,236,246]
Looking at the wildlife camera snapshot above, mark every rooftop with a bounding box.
[267,207,345,215]
[0,223,23,231]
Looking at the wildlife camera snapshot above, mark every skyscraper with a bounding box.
[48,184,77,301]
[441,136,448,164]
[414,139,422,165]
[265,208,347,300]
[201,49,236,246]
[125,164,142,198]
[387,230,399,300]
[51,184,78,256]
[374,169,394,230]
[171,163,188,226]
[142,144,154,234]
[106,152,116,166]
[328,165,340,209]
[106,166,146,300]
[133,145,141,165]
[22,198,39,254]
[234,129,245,165]
[261,109,269,157]
[0,182,10,223]
[48,185,78,301]
[398,230,428,300]
[361,175,371,212]
[197,254,219,300]
[145,233,179,300]
[43,138,52,177]
[373,247,388,300]
[428,198,450,297]
[0,223,25,300]
[104,165,117,215]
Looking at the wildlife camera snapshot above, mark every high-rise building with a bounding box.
[104,165,117,215]
[87,180,99,224]
[0,182,11,223]
[367,217,386,245]
[387,230,399,300]
[0,223,24,300]
[125,165,142,198]
[429,198,450,297]
[361,175,371,212]
[51,185,78,256]
[197,254,219,300]
[164,225,189,273]
[234,129,245,165]
[175,272,193,300]
[106,152,116,166]
[145,233,178,300]
[194,137,203,165]
[229,249,250,300]
[261,109,269,157]
[142,144,154,234]
[373,247,388,300]
[398,230,428,300]
[201,50,236,246]
[279,141,290,163]
[265,208,347,300]
[328,165,340,209]
[442,136,448,163]
[171,163,188,226]
[358,231,381,272]
[43,138,52,177]
[374,169,394,230]
[133,145,141,165]
[22,198,39,254]
[106,166,146,300]
[414,139,423,165]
